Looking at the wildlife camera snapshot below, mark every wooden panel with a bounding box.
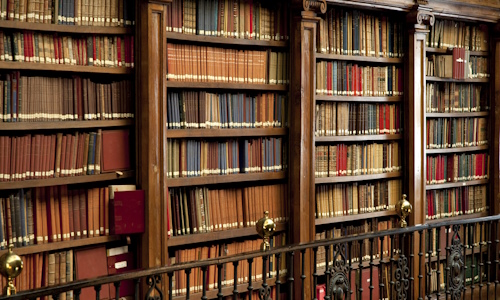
[166,172,286,188]
[166,32,288,48]
[0,120,134,131]
[0,20,132,34]
[166,128,287,138]
[315,210,398,226]
[0,171,135,190]
[166,81,288,91]
[314,172,402,184]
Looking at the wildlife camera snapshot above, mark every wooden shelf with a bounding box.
[166,81,288,91]
[166,32,288,48]
[425,179,489,190]
[166,128,287,138]
[0,20,133,34]
[427,245,488,263]
[167,171,286,188]
[0,119,134,131]
[426,145,488,154]
[2,235,123,256]
[315,134,401,142]
[316,53,403,63]
[425,76,489,83]
[426,112,489,118]
[0,61,133,74]
[425,212,489,224]
[315,95,402,102]
[426,47,488,57]
[0,170,135,190]
[171,276,284,300]
[315,172,401,184]
[168,223,287,247]
[315,210,397,226]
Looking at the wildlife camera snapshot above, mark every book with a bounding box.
[110,190,144,235]
[100,128,130,172]
[74,246,110,300]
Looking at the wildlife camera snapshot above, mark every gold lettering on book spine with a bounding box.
[303,0,327,14]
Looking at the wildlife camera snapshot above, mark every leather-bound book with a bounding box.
[101,129,130,172]
[107,251,135,298]
[110,190,144,235]
[74,246,110,299]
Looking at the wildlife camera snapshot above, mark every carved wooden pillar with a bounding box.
[137,0,168,273]
[289,1,325,298]
[491,23,500,217]
[406,4,434,299]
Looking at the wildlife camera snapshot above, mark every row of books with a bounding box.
[1,74,133,122]
[426,117,487,149]
[0,129,130,181]
[166,91,287,129]
[314,102,401,136]
[166,44,288,84]
[170,234,287,296]
[315,179,400,218]
[166,0,288,41]
[426,153,489,185]
[317,8,404,57]
[426,185,488,220]
[314,142,401,178]
[0,32,134,68]
[316,218,398,266]
[426,19,488,51]
[426,52,489,79]
[0,186,114,248]
[315,62,403,96]
[425,82,488,113]
[167,184,287,237]
[0,0,135,26]
[166,138,285,178]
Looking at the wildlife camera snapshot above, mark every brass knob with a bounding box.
[256,211,276,251]
[395,194,412,228]
[0,245,23,295]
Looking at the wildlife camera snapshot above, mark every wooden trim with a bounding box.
[315,210,397,226]
[167,222,287,247]
[315,95,402,102]
[166,128,287,138]
[0,20,133,34]
[0,170,135,190]
[0,120,134,131]
[425,76,489,83]
[0,61,133,74]
[426,112,489,118]
[425,179,489,190]
[426,47,488,57]
[324,0,413,12]
[166,32,288,48]
[166,81,288,91]
[1,236,122,256]
[425,212,489,224]
[316,53,404,63]
[315,134,402,142]
[314,172,401,184]
[425,145,488,154]
[167,172,286,187]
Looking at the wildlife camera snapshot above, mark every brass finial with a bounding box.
[0,245,23,295]
[395,194,412,228]
[256,211,276,251]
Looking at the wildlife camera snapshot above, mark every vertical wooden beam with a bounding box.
[406,5,434,299]
[491,24,500,217]
[137,0,168,273]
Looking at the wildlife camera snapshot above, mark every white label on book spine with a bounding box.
[115,261,127,269]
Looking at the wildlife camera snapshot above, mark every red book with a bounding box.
[101,129,130,172]
[316,284,325,300]
[107,252,135,298]
[130,36,134,68]
[110,190,145,235]
[117,37,121,67]
[74,246,111,299]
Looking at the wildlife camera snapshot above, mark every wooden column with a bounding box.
[491,23,500,217]
[406,5,434,299]
[137,0,168,272]
[289,1,325,298]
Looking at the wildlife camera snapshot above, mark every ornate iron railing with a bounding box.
[0,215,499,300]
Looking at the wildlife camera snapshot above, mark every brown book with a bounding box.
[48,186,57,242]
[72,190,81,239]
[87,189,94,237]
[59,185,70,241]
[101,129,130,172]
[93,188,99,236]
[59,135,67,177]
[47,253,55,287]
[74,246,110,299]
[99,187,105,235]
[54,133,63,178]
[79,190,87,238]
[94,129,101,175]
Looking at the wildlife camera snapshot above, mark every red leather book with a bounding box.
[110,190,144,235]
[101,129,130,172]
[74,246,110,299]
[107,252,135,298]
[316,283,325,300]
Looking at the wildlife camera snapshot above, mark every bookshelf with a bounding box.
[0,0,137,294]
[162,0,290,297]
[313,6,405,226]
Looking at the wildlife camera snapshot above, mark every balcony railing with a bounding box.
[0,215,499,300]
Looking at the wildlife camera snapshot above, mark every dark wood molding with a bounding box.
[315,95,402,102]
[426,112,489,118]
[166,81,288,91]
[425,145,489,154]
[315,210,398,226]
[425,211,489,224]
[316,53,404,63]
[0,61,133,74]
[0,120,134,131]
[0,20,133,34]
[314,172,402,184]
[166,172,287,188]
[166,128,287,138]
[315,134,402,142]
[166,32,288,48]
[425,179,489,190]
[425,76,489,83]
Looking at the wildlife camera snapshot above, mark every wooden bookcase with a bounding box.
[0,3,137,293]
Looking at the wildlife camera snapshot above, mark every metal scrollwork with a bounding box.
[394,255,410,300]
[328,244,350,300]
[448,224,464,300]
[145,274,163,300]
[259,284,272,300]
[303,0,327,14]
